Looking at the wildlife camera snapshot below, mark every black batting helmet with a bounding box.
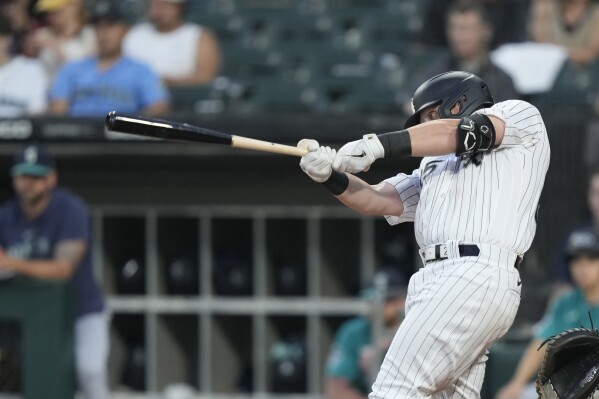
[404,71,494,128]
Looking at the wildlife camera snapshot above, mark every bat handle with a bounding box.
[231,136,309,157]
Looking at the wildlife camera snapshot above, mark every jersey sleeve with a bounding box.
[383,169,421,225]
[475,100,548,150]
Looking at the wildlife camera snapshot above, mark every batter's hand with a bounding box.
[333,134,384,174]
[299,141,336,183]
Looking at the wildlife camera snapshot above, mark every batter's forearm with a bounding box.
[406,119,460,157]
[336,176,404,217]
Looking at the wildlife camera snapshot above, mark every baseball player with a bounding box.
[299,71,550,398]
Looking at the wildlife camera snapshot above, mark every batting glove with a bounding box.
[299,145,337,183]
[333,133,384,174]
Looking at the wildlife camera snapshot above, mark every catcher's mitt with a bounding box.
[536,327,599,399]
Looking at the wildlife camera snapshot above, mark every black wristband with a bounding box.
[322,170,349,196]
[377,130,412,158]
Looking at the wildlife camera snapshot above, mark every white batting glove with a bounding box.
[297,138,320,153]
[332,133,384,174]
[299,145,337,183]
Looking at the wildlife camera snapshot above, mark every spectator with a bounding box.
[325,269,407,399]
[31,0,96,78]
[495,227,599,399]
[0,0,36,56]
[0,13,48,117]
[420,0,528,50]
[123,0,220,86]
[528,0,599,66]
[553,169,599,292]
[403,3,518,114]
[49,0,169,117]
[0,144,109,399]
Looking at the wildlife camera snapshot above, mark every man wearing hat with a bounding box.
[496,227,599,399]
[32,0,96,78]
[49,0,169,117]
[325,268,407,399]
[0,144,109,399]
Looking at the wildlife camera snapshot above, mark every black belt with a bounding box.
[425,244,481,263]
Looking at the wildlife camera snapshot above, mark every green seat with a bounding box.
[169,85,227,115]
[232,79,328,113]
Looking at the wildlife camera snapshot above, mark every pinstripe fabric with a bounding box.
[371,100,550,398]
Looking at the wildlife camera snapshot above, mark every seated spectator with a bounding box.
[31,0,96,78]
[528,0,599,65]
[0,13,48,117]
[403,3,517,114]
[49,1,169,117]
[495,227,599,399]
[123,0,220,86]
[420,0,528,50]
[0,0,36,56]
[552,169,599,294]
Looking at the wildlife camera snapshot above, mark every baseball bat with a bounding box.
[105,111,309,157]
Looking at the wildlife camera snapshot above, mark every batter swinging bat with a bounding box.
[105,111,309,157]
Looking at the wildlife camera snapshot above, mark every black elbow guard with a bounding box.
[455,114,496,157]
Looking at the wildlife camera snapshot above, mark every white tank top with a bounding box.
[123,22,201,79]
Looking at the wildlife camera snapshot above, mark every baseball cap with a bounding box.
[361,267,407,301]
[90,1,131,25]
[566,227,599,260]
[35,0,75,13]
[11,144,55,177]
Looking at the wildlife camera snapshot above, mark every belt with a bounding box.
[421,243,480,263]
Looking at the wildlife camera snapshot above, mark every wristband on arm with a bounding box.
[322,170,349,195]
[377,130,412,158]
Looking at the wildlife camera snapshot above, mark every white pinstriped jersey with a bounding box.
[384,100,550,255]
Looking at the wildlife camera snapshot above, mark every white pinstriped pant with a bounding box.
[369,244,521,399]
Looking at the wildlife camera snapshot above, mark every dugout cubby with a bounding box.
[108,313,146,392]
[265,218,307,297]
[157,216,200,296]
[101,216,146,296]
[155,314,200,391]
[209,315,253,393]
[265,316,308,393]
[91,205,379,396]
[320,218,362,297]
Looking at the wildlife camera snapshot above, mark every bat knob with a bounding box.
[105,111,117,129]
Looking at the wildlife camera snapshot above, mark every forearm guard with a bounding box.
[455,114,496,157]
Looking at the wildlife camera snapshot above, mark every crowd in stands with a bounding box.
[1,0,599,118]
[0,0,221,118]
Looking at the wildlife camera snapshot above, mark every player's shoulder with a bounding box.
[336,317,370,338]
[52,188,88,214]
[552,288,584,309]
[482,99,538,114]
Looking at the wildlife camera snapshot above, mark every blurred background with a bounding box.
[0,0,597,398]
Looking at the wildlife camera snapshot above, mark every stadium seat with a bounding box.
[230,78,328,113]
[169,85,227,115]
